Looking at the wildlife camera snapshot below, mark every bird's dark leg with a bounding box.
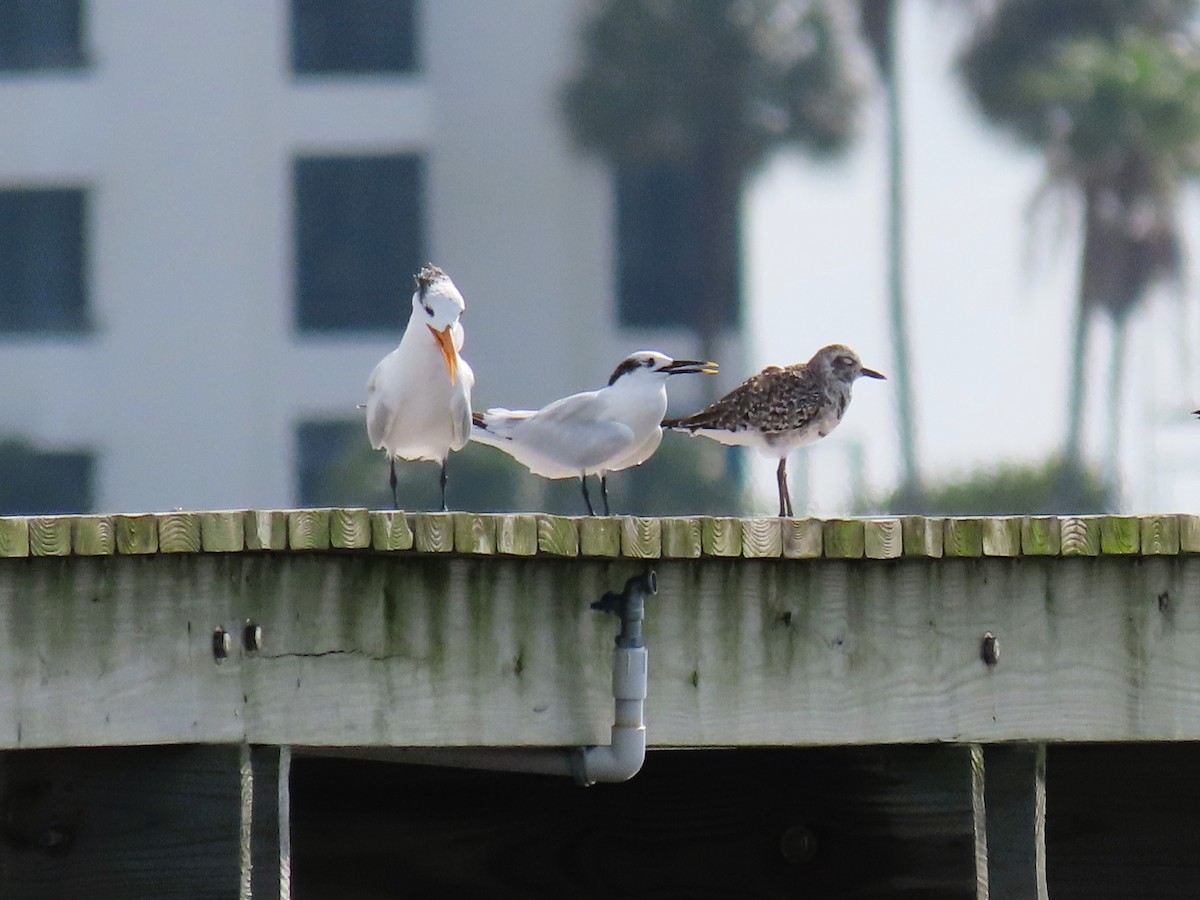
[600,474,611,516]
[439,459,449,512]
[580,475,596,516]
[389,458,399,510]
[776,458,793,518]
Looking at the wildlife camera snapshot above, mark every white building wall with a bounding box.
[0,1,732,512]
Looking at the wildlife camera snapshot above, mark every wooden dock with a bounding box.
[2,510,1199,897]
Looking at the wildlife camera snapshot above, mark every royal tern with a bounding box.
[366,264,475,510]
[664,344,884,517]
[471,351,718,515]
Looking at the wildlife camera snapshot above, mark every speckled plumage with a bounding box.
[664,344,884,516]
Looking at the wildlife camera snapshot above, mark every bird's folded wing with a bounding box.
[364,372,395,450]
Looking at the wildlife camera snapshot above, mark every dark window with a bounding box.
[615,164,740,329]
[0,188,89,334]
[291,0,417,75]
[0,440,93,514]
[294,155,425,332]
[296,419,361,506]
[0,0,85,71]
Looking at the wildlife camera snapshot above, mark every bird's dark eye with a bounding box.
[423,305,434,317]
[837,356,853,368]
[644,358,655,368]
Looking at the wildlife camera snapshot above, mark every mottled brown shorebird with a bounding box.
[663,344,885,517]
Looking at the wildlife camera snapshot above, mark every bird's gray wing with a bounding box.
[513,391,636,470]
[448,363,475,452]
[365,367,396,450]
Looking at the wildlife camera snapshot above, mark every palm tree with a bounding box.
[561,0,863,376]
[856,0,922,504]
[958,0,1200,499]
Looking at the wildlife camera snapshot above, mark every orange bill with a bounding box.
[428,324,458,384]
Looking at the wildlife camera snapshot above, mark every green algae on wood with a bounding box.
[330,508,371,549]
[621,517,661,559]
[943,519,983,557]
[823,519,865,559]
[1178,515,1200,554]
[1099,516,1139,555]
[579,517,620,557]
[741,519,781,558]
[901,516,943,558]
[115,514,158,554]
[661,517,701,559]
[536,515,579,556]
[982,517,1021,557]
[863,519,901,560]
[244,510,288,551]
[288,509,331,550]
[1021,517,1060,556]
[28,516,73,556]
[701,517,741,557]
[0,517,30,557]
[157,512,202,553]
[371,510,414,551]
[1140,515,1179,555]
[495,514,537,556]
[454,513,496,555]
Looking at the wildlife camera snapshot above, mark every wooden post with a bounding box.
[0,744,289,899]
[972,743,1048,900]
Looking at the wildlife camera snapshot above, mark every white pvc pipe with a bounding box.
[573,645,648,785]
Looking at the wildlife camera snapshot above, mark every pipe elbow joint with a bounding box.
[572,723,647,786]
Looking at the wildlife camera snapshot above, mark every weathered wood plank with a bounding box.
[0,745,284,900]
[157,512,202,553]
[0,517,30,558]
[1099,515,1139,555]
[72,515,115,556]
[199,511,244,553]
[944,518,983,557]
[1060,516,1100,556]
[412,512,455,553]
[823,519,865,559]
[292,746,976,899]
[782,518,823,559]
[1045,745,1200,898]
[4,551,1200,749]
[741,518,781,558]
[370,510,413,551]
[1021,517,1060,556]
[660,517,700,559]
[244,510,288,551]
[28,516,73,557]
[863,518,901,560]
[288,509,331,551]
[701,517,742,557]
[902,515,943,557]
[1140,514,1179,556]
[982,744,1048,900]
[495,514,537,556]
[453,513,496,556]
[982,517,1021,557]
[536,515,579,556]
[621,516,661,559]
[579,517,621,557]
[114,514,158,554]
[329,508,371,550]
[1179,514,1200,553]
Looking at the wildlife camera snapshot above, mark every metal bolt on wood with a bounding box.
[212,627,232,661]
[243,620,262,653]
[981,632,1000,667]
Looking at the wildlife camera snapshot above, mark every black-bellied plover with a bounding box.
[471,352,718,515]
[663,344,885,517]
[366,265,476,511]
